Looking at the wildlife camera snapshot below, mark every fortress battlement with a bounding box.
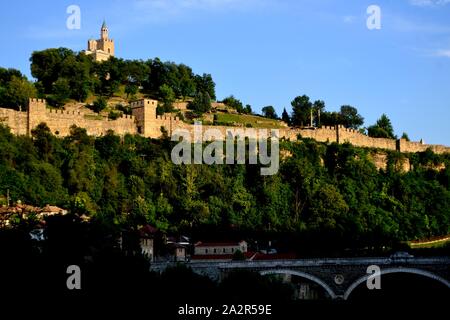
[120,114,134,120]
[29,98,46,103]
[0,98,449,155]
[156,114,180,122]
[47,109,83,116]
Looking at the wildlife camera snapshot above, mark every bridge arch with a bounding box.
[260,269,336,299]
[344,267,450,300]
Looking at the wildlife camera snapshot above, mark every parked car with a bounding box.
[390,251,414,259]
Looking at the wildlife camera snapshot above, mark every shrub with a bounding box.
[92,97,107,113]
[108,110,121,120]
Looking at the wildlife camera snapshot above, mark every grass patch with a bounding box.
[408,236,450,249]
[215,113,283,128]
[84,114,104,121]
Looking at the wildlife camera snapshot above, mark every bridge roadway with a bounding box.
[150,256,450,300]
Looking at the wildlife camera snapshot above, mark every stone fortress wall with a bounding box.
[284,125,450,154]
[0,107,28,135]
[0,98,449,155]
[0,98,136,137]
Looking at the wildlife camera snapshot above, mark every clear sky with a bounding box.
[1,0,449,144]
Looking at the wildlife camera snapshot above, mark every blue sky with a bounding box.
[1,0,449,144]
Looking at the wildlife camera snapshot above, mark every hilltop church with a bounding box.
[85,21,115,62]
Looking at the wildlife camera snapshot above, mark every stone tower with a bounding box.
[27,98,47,135]
[131,99,159,138]
[85,21,115,62]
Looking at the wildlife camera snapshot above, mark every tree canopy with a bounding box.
[0,67,37,110]
[368,114,396,139]
[262,106,278,119]
[187,91,212,114]
[28,48,217,107]
[288,94,365,129]
[291,95,312,127]
[1,124,448,251]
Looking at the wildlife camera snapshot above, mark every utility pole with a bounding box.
[318,109,321,127]
[7,188,10,206]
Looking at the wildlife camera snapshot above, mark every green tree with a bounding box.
[262,176,293,230]
[125,83,138,99]
[262,106,278,119]
[368,114,396,139]
[154,194,173,232]
[281,151,318,230]
[31,123,54,162]
[291,95,312,127]
[0,75,37,109]
[195,73,216,100]
[30,47,74,93]
[92,96,107,113]
[188,91,211,114]
[124,59,149,88]
[222,95,244,113]
[339,105,364,129]
[51,78,71,106]
[30,48,93,102]
[178,64,196,99]
[94,57,122,97]
[61,52,92,102]
[308,183,348,232]
[158,84,175,112]
[0,67,23,84]
[401,132,410,141]
[281,108,290,125]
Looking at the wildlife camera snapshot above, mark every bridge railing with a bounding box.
[149,256,450,271]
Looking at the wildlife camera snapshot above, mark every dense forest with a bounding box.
[1,122,449,252]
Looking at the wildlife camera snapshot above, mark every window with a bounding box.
[205,249,208,254]
[214,249,217,253]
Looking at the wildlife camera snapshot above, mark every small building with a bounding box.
[38,205,68,218]
[165,235,190,262]
[140,237,154,261]
[194,240,248,256]
[172,244,187,262]
[139,225,158,261]
[0,203,68,227]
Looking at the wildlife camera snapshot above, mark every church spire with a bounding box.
[101,20,108,40]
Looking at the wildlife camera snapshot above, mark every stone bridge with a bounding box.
[150,256,450,300]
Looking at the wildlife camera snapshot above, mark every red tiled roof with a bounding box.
[41,205,66,213]
[139,224,158,236]
[0,205,40,214]
[191,251,255,260]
